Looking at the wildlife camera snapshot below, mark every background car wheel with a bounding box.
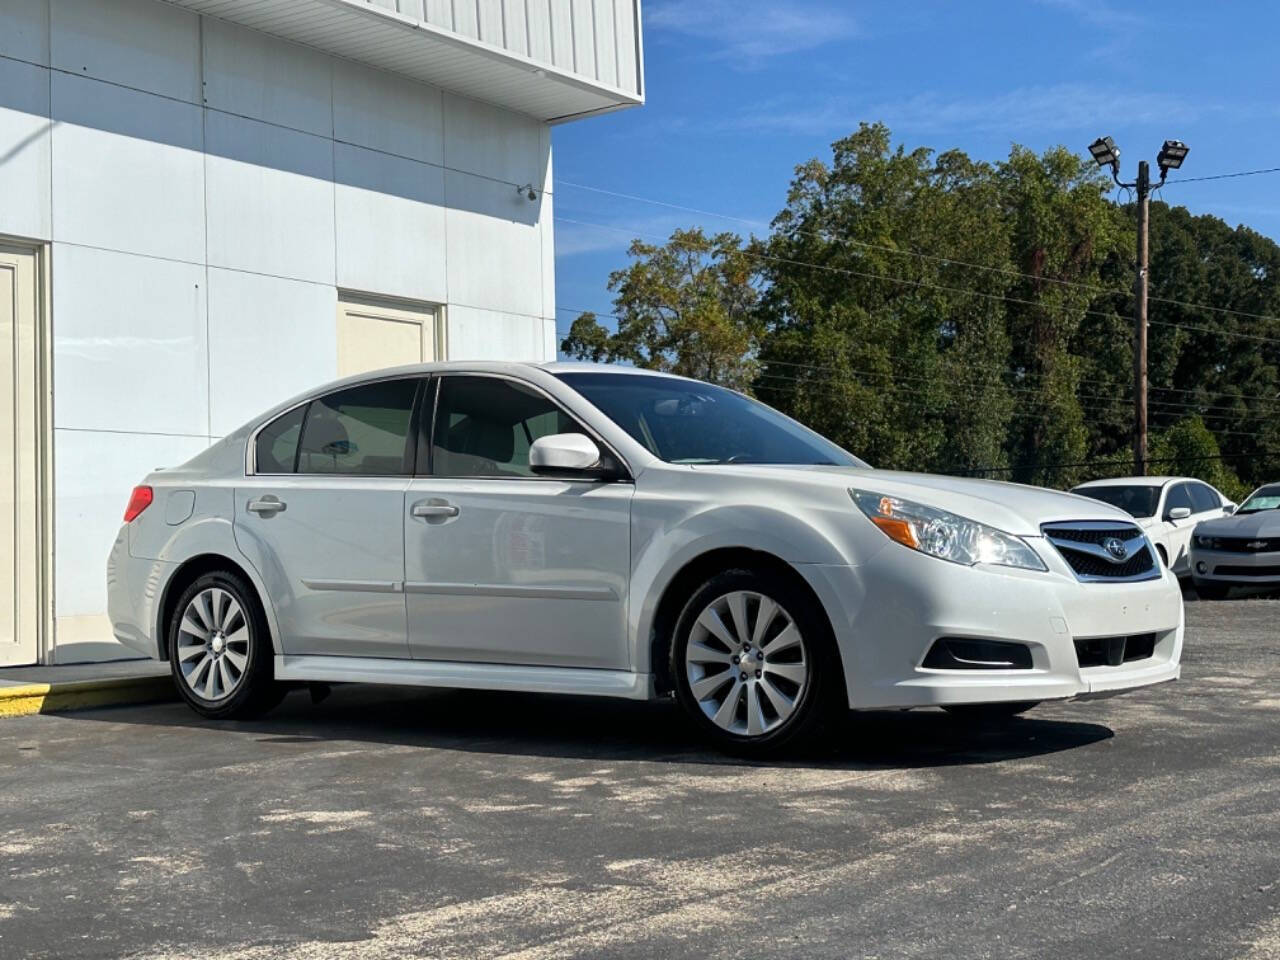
[670,568,840,757]
[942,701,1039,723]
[1196,583,1231,601]
[168,570,284,720]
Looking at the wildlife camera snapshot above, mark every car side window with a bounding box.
[430,376,587,478]
[296,379,419,476]
[254,404,307,473]
[1164,483,1193,518]
[1189,483,1221,513]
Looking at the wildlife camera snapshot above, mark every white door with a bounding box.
[337,295,441,378]
[1161,482,1197,574]
[235,377,423,658]
[404,375,633,669]
[0,243,44,667]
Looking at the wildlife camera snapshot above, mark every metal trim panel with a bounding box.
[402,581,619,600]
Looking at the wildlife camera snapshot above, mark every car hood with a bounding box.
[686,465,1133,536]
[1194,510,1280,539]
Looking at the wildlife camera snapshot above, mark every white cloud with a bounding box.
[554,212,704,258]
[645,0,857,62]
[1033,0,1142,28]
[722,84,1212,138]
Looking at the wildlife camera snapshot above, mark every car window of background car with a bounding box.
[1239,485,1280,513]
[555,372,862,467]
[1164,483,1194,518]
[254,403,307,473]
[296,379,418,476]
[1189,483,1222,513]
[431,376,587,478]
[1071,485,1159,518]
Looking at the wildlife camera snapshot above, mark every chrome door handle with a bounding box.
[247,496,287,516]
[411,500,459,521]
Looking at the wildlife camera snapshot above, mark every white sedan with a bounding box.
[109,363,1184,755]
[1070,476,1235,576]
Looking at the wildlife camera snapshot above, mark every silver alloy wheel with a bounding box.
[684,590,808,737]
[176,587,251,702]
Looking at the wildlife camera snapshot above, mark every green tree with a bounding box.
[1148,416,1250,503]
[559,228,764,391]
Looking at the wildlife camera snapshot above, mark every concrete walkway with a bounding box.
[0,658,173,717]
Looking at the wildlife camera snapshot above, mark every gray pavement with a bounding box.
[1,600,1277,959]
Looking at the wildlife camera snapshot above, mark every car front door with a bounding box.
[234,377,424,658]
[1161,482,1196,574]
[403,374,633,669]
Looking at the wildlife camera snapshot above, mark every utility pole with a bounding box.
[1134,159,1149,475]
[1087,137,1189,477]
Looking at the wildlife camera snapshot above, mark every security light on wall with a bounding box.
[1157,140,1190,172]
[517,183,538,201]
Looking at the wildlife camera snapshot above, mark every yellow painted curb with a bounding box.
[0,675,175,718]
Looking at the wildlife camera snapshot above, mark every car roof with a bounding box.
[1072,476,1183,489]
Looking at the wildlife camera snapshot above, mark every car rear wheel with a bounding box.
[168,570,284,720]
[670,569,839,757]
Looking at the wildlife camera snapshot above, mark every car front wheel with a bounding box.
[168,570,284,720]
[671,569,838,757]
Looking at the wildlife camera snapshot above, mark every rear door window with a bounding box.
[297,379,420,476]
[254,404,306,474]
[1189,483,1221,514]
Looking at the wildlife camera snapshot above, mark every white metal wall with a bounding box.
[375,0,642,95]
[0,0,558,661]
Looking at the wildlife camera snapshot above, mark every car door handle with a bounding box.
[411,500,459,521]
[247,496,287,516]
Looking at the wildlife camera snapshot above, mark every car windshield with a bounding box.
[1072,484,1160,519]
[554,372,864,467]
[1237,485,1280,514]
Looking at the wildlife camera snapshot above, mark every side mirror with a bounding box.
[1223,503,1236,515]
[529,433,606,477]
[1167,506,1192,521]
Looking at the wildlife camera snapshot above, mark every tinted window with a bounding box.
[297,379,418,476]
[255,404,306,473]
[555,372,862,467]
[1069,484,1159,518]
[1189,483,1221,514]
[431,376,588,478]
[1164,483,1193,518]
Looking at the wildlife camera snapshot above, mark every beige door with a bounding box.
[0,242,46,667]
[337,295,442,378]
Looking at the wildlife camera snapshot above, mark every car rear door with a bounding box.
[234,376,424,658]
[403,374,633,669]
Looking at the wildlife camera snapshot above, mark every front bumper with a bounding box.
[1189,546,1280,586]
[798,538,1183,710]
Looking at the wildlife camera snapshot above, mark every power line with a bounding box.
[1163,166,1280,185]
[556,215,1280,348]
[558,179,1280,328]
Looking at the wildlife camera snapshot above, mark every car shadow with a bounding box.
[71,682,1114,770]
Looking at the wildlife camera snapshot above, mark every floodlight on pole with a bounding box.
[1085,136,1191,476]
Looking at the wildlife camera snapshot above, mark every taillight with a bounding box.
[123,485,153,522]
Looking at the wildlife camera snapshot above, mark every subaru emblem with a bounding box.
[1103,537,1128,562]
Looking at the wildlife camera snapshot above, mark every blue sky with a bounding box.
[550,0,1280,343]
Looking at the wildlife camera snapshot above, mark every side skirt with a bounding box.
[273,656,655,701]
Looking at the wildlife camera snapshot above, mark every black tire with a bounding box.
[942,701,1039,723]
[669,568,841,758]
[168,569,285,720]
[1195,582,1231,601]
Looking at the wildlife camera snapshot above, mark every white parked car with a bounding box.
[109,363,1184,755]
[1070,476,1235,576]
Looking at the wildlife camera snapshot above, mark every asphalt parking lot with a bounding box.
[2,599,1278,960]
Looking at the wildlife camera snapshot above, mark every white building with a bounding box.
[0,0,645,665]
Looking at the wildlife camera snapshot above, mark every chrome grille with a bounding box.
[1041,521,1159,582]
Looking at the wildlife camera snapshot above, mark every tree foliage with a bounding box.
[563,124,1280,492]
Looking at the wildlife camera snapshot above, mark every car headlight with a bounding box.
[851,490,1047,571]
[1195,535,1218,549]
